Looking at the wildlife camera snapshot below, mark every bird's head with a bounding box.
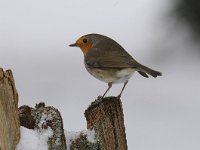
[69,33,105,55]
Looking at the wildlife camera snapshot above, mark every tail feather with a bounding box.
[138,65,162,78]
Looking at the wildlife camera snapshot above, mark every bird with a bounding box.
[69,33,162,98]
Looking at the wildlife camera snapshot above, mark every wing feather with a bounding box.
[85,39,140,69]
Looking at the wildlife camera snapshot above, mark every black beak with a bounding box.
[69,43,77,47]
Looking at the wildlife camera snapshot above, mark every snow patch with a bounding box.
[37,112,53,128]
[82,129,96,143]
[16,126,96,150]
[16,126,53,150]
[65,129,96,149]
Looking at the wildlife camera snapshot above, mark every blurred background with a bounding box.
[0,0,200,149]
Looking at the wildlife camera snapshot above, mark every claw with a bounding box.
[117,94,121,99]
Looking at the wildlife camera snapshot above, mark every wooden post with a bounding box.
[0,68,128,149]
[85,97,128,150]
[0,68,20,150]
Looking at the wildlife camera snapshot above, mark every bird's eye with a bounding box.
[83,39,87,43]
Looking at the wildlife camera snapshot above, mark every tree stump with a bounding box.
[19,102,67,150]
[0,68,20,150]
[85,97,128,150]
[0,68,128,149]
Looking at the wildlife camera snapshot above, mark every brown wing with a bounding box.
[85,38,162,78]
[85,38,140,69]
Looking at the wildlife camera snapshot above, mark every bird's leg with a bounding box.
[101,82,112,98]
[117,80,128,98]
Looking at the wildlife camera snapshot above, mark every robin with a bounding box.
[69,33,162,98]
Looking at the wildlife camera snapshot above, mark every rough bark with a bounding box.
[0,68,128,150]
[0,68,20,150]
[85,97,128,150]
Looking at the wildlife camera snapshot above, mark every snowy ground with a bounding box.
[16,127,53,150]
[16,127,96,150]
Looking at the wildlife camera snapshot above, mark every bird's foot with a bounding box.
[97,95,103,100]
[95,95,104,103]
[117,94,121,99]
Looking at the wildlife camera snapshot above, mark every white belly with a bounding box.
[114,68,135,83]
[85,66,135,84]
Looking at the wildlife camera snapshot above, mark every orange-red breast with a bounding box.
[69,33,162,98]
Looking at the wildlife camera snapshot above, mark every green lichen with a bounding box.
[70,133,99,150]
